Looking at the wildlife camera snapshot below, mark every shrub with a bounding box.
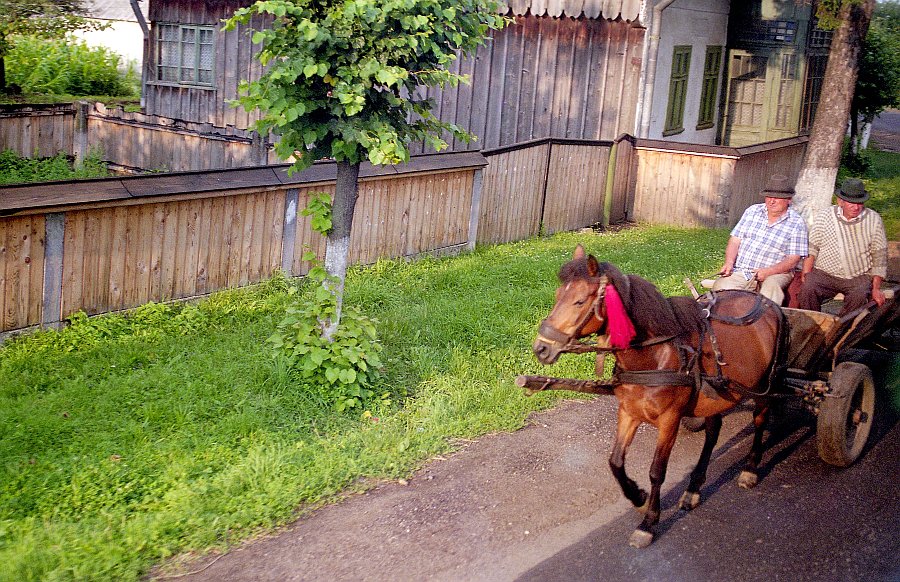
[7,36,138,97]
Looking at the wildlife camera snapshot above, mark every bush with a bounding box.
[6,36,138,97]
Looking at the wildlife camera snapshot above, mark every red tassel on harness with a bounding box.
[604,283,636,349]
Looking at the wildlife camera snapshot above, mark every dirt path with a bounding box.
[156,398,759,582]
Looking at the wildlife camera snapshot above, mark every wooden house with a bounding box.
[136,0,828,153]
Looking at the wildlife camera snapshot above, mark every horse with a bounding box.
[530,245,786,548]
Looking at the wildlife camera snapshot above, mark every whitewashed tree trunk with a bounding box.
[322,160,361,340]
[792,0,875,226]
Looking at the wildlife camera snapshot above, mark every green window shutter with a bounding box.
[664,45,692,136]
[696,46,722,130]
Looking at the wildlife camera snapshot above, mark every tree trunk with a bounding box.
[322,160,361,339]
[792,0,875,225]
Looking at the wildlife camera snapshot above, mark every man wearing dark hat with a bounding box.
[798,178,887,315]
[713,174,808,305]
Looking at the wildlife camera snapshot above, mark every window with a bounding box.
[773,53,798,129]
[663,45,692,136]
[156,24,215,86]
[697,46,723,130]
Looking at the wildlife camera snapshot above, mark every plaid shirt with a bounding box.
[731,203,808,280]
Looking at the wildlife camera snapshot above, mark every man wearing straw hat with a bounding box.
[712,174,808,305]
[798,178,887,316]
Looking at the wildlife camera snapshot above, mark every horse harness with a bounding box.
[540,281,780,398]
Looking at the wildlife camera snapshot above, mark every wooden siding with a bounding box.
[415,17,645,154]
[0,214,45,331]
[0,105,74,159]
[727,138,808,227]
[542,143,610,234]
[144,0,266,127]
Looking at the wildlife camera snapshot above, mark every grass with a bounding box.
[839,147,900,239]
[0,150,112,185]
[0,225,728,581]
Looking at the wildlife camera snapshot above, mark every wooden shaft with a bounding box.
[516,375,616,396]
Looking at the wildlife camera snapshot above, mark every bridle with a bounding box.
[536,275,608,351]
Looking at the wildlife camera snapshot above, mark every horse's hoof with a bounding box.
[635,492,650,513]
[679,491,701,511]
[628,529,654,549]
[738,470,758,489]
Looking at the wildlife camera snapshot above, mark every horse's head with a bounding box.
[533,246,635,365]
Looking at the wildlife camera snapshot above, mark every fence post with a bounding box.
[41,213,65,329]
[602,140,618,228]
[281,189,300,275]
[467,168,484,251]
[252,131,268,166]
[72,101,90,167]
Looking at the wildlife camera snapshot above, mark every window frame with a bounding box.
[696,46,723,130]
[663,45,692,136]
[154,23,216,89]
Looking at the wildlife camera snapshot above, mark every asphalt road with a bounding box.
[519,350,900,582]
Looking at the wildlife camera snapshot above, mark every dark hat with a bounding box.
[761,174,795,199]
[836,178,869,203]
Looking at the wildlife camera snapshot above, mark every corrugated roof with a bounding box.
[84,0,147,22]
[500,0,642,21]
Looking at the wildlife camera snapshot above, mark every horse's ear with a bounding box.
[586,254,600,277]
[573,245,585,260]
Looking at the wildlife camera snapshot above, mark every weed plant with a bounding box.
[0,150,111,185]
[6,36,138,97]
[0,227,727,580]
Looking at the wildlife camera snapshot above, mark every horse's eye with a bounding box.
[574,299,586,306]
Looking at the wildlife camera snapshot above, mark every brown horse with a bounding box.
[531,246,785,548]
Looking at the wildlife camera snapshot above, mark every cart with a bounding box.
[778,286,898,466]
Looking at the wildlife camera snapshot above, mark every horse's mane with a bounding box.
[559,257,703,339]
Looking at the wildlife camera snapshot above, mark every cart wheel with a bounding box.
[817,362,875,467]
[681,417,706,432]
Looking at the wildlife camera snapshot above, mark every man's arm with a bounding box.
[756,255,801,282]
[720,236,741,276]
[800,255,816,284]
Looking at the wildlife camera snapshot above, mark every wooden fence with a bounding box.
[0,102,275,172]
[0,135,810,334]
[0,104,75,159]
[0,152,484,333]
[629,136,809,228]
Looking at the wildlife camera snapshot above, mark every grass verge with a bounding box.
[0,226,726,581]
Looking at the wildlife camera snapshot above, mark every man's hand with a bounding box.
[872,285,886,307]
[718,264,733,277]
[755,268,769,282]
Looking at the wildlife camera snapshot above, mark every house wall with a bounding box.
[648,0,729,144]
[144,0,266,128]
[413,16,646,152]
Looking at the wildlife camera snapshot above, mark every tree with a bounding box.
[0,0,103,93]
[849,1,900,154]
[792,0,876,224]
[225,0,508,337]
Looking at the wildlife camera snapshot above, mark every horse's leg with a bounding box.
[738,399,769,489]
[679,413,723,511]
[630,415,680,549]
[608,408,646,510]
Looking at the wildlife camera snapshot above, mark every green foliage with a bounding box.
[0,149,110,184]
[6,36,138,97]
[269,195,384,412]
[0,0,101,52]
[223,0,509,170]
[301,192,334,234]
[854,6,900,121]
